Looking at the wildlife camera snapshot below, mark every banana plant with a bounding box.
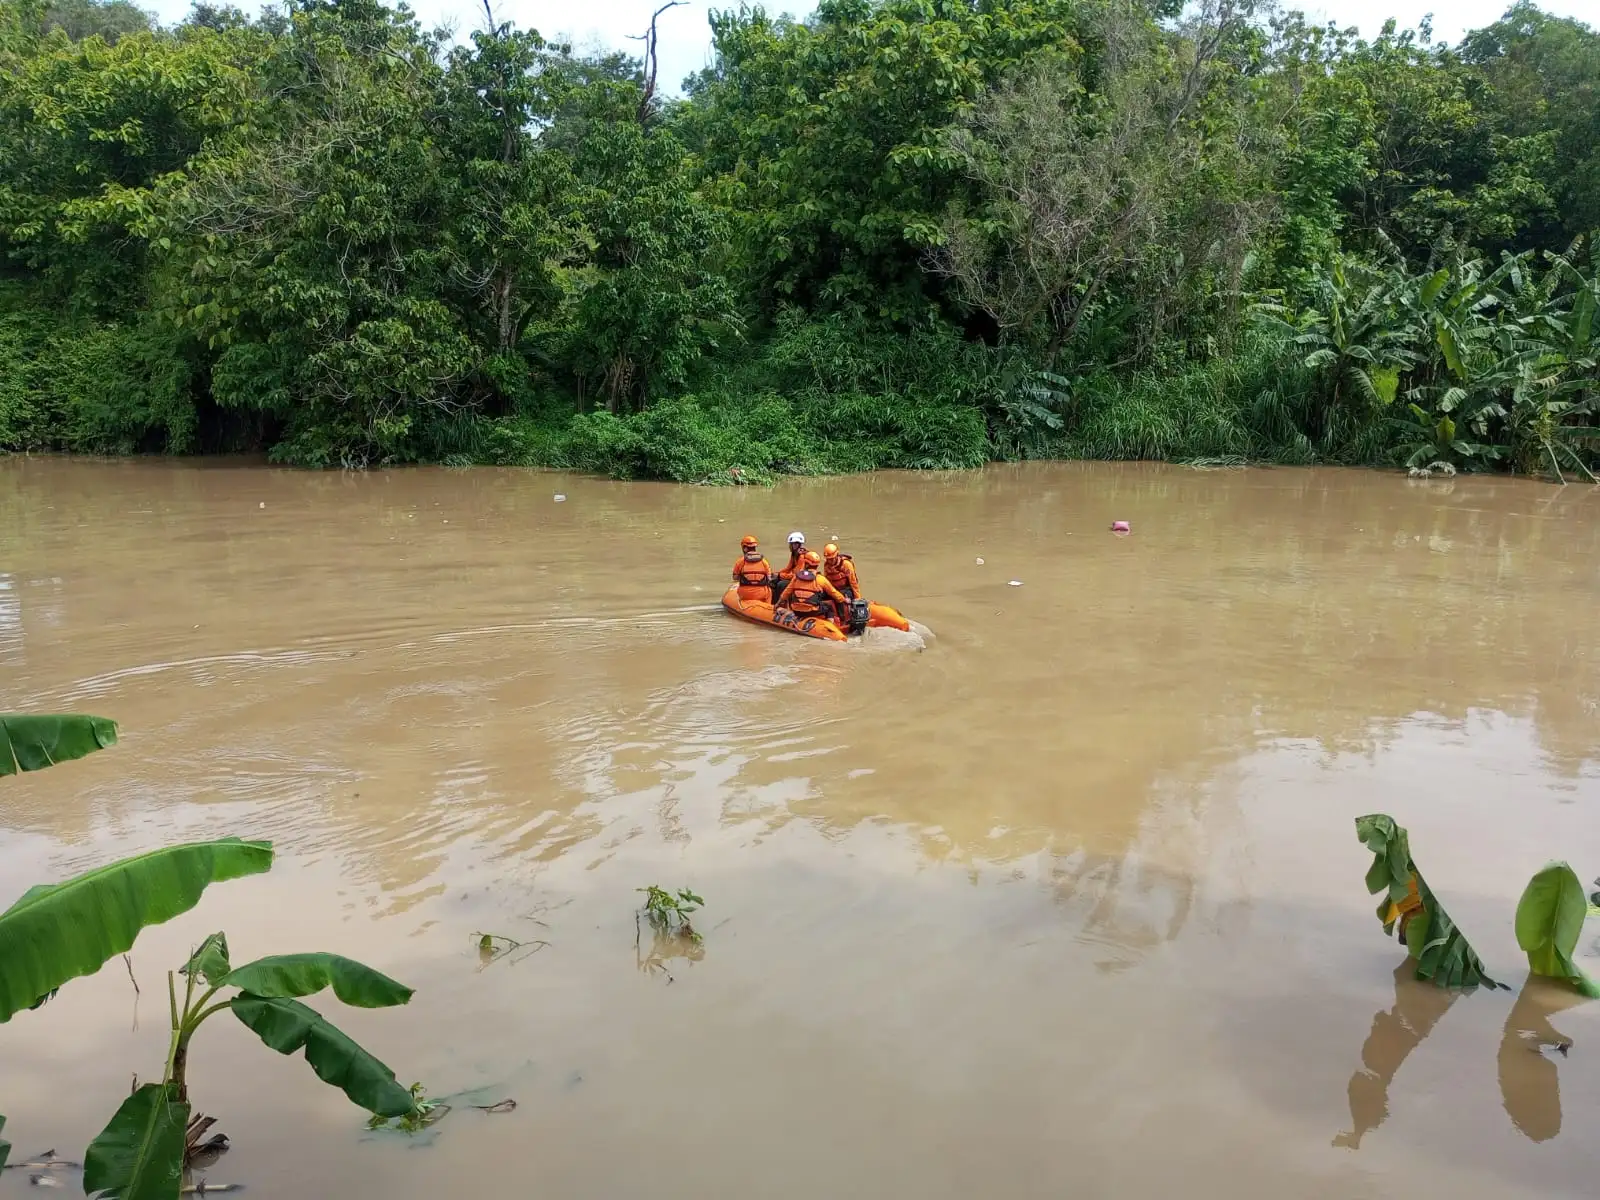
[1502,355,1600,483]
[2,712,423,1195]
[1355,814,1501,990]
[1281,234,1600,480]
[1261,258,1421,428]
[1515,863,1600,998]
[82,934,419,1200]
[1391,402,1503,470]
[1402,240,1600,480]
[1357,818,1600,997]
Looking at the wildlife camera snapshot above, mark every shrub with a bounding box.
[0,305,195,454]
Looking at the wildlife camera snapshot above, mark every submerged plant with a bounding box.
[637,886,703,942]
[1515,863,1600,998]
[471,931,548,969]
[1356,814,1502,990]
[78,931,421,1196]
[368,1083,450,1134]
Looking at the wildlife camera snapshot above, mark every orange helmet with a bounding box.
[804,550,822,567]
[741,535,759,549]
[823,542,840,559]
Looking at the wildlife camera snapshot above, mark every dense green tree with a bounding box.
[43,0,151,42]
[0,17,259,309]
[438,14,581,365]
[682,0,1084,322]
[0,0,1594,476]
[1461,3,1600,246]
[561,81,737,410]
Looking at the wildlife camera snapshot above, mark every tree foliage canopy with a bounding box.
[0,0,1595,476]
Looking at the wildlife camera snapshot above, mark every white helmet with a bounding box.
[787,531,806,545]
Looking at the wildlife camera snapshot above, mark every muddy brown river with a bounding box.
[3,457,1599,1198]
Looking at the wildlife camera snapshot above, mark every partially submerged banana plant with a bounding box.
[1356,814,1502,990]
[1515,863,1600,998]
[2,712,426,1197]
[79,931,422,1198]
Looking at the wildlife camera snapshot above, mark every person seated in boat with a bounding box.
[821,543,859,601]
[732,535,773,602]
[777,550,848,625]
[772,531,808,602]
[776,531,808,580]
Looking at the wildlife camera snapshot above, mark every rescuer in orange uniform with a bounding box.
[776,531,808,580]
[777,550,848,624]
[770,531,808,603]
[821,543,860,601]
[732,535,773,602]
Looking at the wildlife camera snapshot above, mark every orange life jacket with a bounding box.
[733,552,772,588]
[777,546,806,580]
[780,569,844,615]
[823,553,857,596]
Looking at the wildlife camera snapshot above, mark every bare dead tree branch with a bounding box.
[631,1,686,125]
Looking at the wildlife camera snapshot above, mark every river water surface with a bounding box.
[3,458,1600,1198]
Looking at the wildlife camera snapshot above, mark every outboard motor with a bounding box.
[846,598,870,636]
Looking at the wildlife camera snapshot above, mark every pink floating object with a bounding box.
[1111,520,1131,533]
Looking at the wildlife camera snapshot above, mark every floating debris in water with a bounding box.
[554,494,566,502]
[975,557,984,565]
[5,1152,79,1171]
[1008,580,1023,587]
[1111,520,1131,533]
[471,1099,518,1114]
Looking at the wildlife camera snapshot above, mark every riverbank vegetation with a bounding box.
[0,0,1596,478]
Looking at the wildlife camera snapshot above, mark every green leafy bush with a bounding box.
[0,306,195,454]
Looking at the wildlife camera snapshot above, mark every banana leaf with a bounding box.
[1,1112,9,1168]
[223,954,413,1008]
[230,994,417,1117]
[0,839,274,1022]
[1355,814,1501,990]
[1,714,117,777]
[1515,862,1600,998]
[83,1083,188,1200]
[184,932,232,986]
[1420,268,1451,307]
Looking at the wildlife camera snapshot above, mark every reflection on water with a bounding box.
[0,573,17,660]
[636,927,707,983]
[1335,967,1589,1150]
[2,458,1600,1199]
[1336,962,1464,1149]
[1499,979,1587,1143]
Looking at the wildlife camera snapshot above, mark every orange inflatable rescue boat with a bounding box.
[721,587,912,641]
